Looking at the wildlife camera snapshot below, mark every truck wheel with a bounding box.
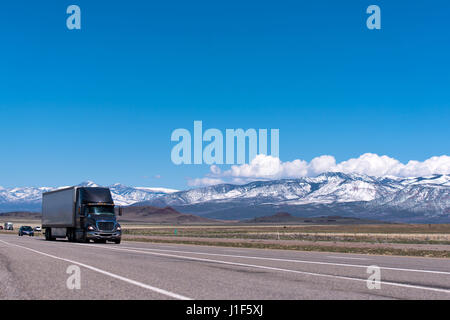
[45,228,56,241]
[81,233,89,243]
[114,239,121,244]
[67,229,75,242]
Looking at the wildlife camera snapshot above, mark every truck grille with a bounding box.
[97,222,114,231]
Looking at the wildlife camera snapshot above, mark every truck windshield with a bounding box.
[87,206,115,216]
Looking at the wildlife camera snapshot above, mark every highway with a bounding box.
[0,234,449,300]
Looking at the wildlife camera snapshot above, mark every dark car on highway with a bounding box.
[18,226,34,237]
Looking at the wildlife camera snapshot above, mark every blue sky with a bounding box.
[0,1,449,189]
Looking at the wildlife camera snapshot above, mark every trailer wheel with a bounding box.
[45,228,56,241]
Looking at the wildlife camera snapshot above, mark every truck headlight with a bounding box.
[87,225,95,231]
[116,226,121,231]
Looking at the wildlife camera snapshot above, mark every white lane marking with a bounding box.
[24,238,450,276]
[153,245,179,249]
[111,244,450,276]
[327,256,369,261]
[0,239,191,300]
[80,243,450,294]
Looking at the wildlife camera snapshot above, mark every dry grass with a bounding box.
[122,224,450,245]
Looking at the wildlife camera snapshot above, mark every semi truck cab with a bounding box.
[83,203,122,243]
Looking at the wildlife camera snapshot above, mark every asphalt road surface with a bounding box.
[0,234,449,300]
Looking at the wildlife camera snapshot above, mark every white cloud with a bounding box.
[187,177,225,187]
[210,165,221,175]
[335,154,450,177]
[209,153,450,182]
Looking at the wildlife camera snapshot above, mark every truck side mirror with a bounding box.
[79,205,85,217]
[118,206,123,216]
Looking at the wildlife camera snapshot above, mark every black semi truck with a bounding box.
[42,186,122,243]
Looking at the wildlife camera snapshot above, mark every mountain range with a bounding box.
[0,173,449,223]
[137,173,450,223]
[0,181,178,212]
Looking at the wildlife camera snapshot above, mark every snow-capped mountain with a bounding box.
[141,172,448,206]
[0,181,178,212]
[108,183,179,206]
[137,173,450,222]
[0,173,448,222]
